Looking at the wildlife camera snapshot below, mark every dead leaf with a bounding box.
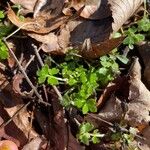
[125,58,150,127]
[80,36,125,58]
[135,126,150,150]
[128,57,141,79]
[85,95,124,127]
[63,0,111,20]
[137,42,150,89]
[5,105,39,140]
[0,104,28,147]
[109,0,144,32]
[8,0,143,56]
[22,137,43,150]
[28,26,70,54]
[7,6,68,34]
[12,74,33,97]
[98,95,124,122]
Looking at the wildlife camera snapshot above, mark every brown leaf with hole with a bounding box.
[12,74,33,97]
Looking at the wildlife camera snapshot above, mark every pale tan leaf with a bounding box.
[109,0,144,32]
[10,0,37,13]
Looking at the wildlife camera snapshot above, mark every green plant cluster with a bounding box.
[37,50,128,114]
[0,11,8,60]
[123,14,150,49]
[77,122,104,145]
[111,127,139,150]
[0,10,13,60]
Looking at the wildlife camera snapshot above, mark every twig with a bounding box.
[32,44,48,102]
[87,114,145,140]
[0,101,31,129]
[5,22,40,40]
[88,113,113,126]
[32,44,63,101]
[3,39,50,106]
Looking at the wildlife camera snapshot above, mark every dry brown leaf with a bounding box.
[125,58,150,127]
[7,6,67,34]
[80,36,125,58]
[137,42,150,89]
[0,84,38,141]
[8,0,144,56]
[63,0,111,20]
[0,104,27,147]
[28,25,70,54]
[22,137,43,150]
[98,95,123,122]
[65,0,143,32]
[5,105,39,140]
[109,0,144,32]
[12,74,33,97]
[135,126,150,150]
[85,95,124,127]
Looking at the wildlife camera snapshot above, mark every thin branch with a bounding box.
[5,22,40,40]
[87,114,145,140]
[3,39,50,106]
[32,44,48,102]
[0,101,31,129]
[32,44,63,101]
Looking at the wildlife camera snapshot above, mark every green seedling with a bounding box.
[77,122,104,145]
[123,27,145,49]
[111,127,139,149]
[123,14,150,49]
[37,49,128,114]
[0,10,13,60]
[0,39,9,60]
[37,64,66,85]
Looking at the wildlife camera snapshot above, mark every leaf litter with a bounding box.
[0,0,150,149]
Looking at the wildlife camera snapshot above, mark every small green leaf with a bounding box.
[38,76,47,84]
[0,11,5,19]
[98,67,108,75]
[87,99,97,113]
[92,136,100,144]
[48,68,59,75]
[112,32,122,38]
[37,65,49,76]
[47,76,59,85]
[68,78,77,86]
[0,40,9,60]
[74,99,85,108]
[111,132,122,141]
[80,123,94,133]
[129,44,134,49]
[79,133,90,145]
[138,16,150,32]
[134,34,145,43]
[82,104,89,114]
